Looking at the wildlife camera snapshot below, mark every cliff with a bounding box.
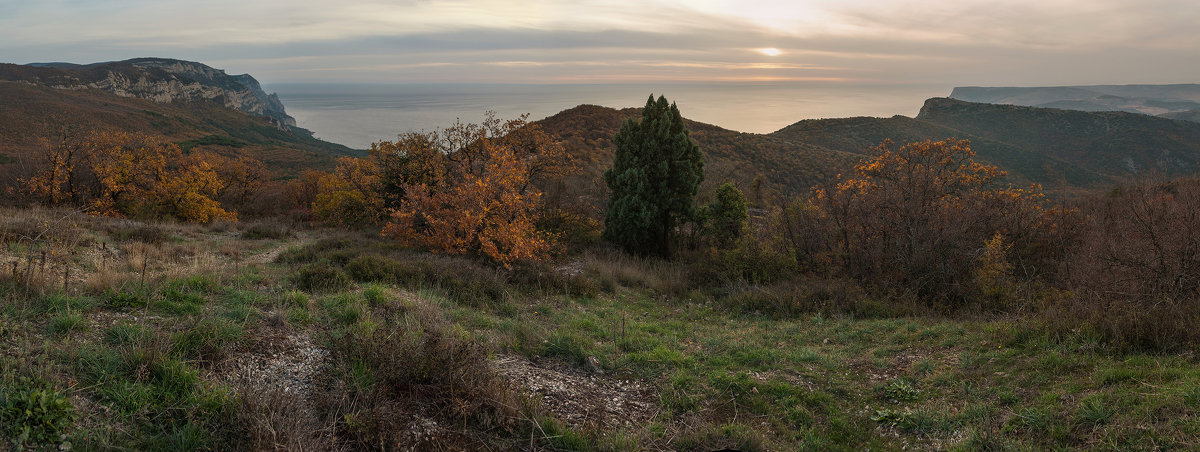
[5,58,298,130]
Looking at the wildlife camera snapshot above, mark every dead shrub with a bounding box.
[1057,179,1200,350]
[315,296,532,449]
[237,385,340,452]
[105,221,169,244]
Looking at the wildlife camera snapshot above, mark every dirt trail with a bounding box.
[241,234,310,266]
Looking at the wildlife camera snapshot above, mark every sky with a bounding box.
[1,0,1198,86]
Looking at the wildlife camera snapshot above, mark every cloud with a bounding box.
[0,0,1197,85]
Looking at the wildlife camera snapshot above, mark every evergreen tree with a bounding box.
[704,182,749,248]
[603,95,704,257]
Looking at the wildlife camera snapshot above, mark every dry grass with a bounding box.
[581,248,689,296]
[0,207,297,297]
[314,292,541,450]
[236,385,342,452]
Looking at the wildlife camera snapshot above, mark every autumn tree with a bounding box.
[187,151,269,209]
[378,114,570,266]
[603,95,704,257]
[814,139,1073,303]
[283,170,325,216]
[24,131,236,222]
[313,156,386,227]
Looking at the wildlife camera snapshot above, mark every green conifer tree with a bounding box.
[603,95,704,257]
[705,182,749,248]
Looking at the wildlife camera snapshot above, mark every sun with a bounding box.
[758,47,782,57]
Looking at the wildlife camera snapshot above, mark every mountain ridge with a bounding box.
[3,57,298,130]
[949,84,1200,119]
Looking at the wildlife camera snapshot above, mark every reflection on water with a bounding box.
[268,83,950,149]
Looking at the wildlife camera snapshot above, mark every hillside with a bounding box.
[917,97,1200,178]
[950,84,1200,120]
[769,115,1106,188]
[536,105,859,204]
[0,80,357,186]
[4,58,298,129]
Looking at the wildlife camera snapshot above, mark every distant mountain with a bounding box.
[535,105,858,206]
[769,115,1105,188]
[917,97,1200,178]
[537,98,1200,206]
[4,58,298,130]
[950,84,1200,121]
[1160,110,1200,122]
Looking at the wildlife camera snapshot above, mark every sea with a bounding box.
[267,83,952,150]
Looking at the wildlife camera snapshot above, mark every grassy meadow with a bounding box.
[3,207,1200,451]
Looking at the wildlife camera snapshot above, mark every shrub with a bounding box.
[344,254,404,283]
[293,263,352,293]
[0,387,76,447]
[719,277,895,318]
[1053,179,1200,350]
[317,299,528,449]
[813,139,1076,305]
[105,222,169,244]
[240,222,292,240]
[698,182,749,248]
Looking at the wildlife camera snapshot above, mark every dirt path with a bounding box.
[243,235,309,266]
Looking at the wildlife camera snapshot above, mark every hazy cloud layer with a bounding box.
[1,0,1197,85]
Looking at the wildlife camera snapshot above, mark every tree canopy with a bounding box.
[603,95,704,257]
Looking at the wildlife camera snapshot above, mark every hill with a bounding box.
[0,69,358,188]
[917,97,1200,178]
[949,84,1200,120]
[769,115,1106,188]
[534,104,859,204]
[6,58,299,129]
[539,97,1200,204]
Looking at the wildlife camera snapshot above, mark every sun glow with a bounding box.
[758,47,782,56]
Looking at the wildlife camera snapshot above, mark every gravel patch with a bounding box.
[492,354,658,431]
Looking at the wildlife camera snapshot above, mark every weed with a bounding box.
[170,318,244,365]
[104,289,147,308]
[293,263,352,293]
[881,378,921,403]
[47,311,86,337]
[0,386,76,447]
[1076,398,1114,426]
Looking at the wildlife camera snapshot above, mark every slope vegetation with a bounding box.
[0,81,356,185]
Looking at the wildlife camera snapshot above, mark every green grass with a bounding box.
[47,311,86,337]
[7,229,1200,450]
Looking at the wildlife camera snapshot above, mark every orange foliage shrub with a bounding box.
[377,114,570,266]
[813,139,1076,304]
[24,131,237,222]
[187,150,269,209]
[312,157,385,227]
[384,142,551,266]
